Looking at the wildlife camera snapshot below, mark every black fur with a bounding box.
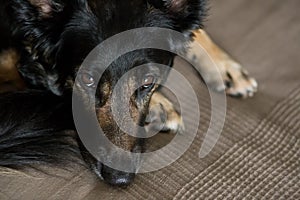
[0,0,207,186]
[0,90,80,167]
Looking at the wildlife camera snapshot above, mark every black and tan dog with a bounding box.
[0,0,257,186]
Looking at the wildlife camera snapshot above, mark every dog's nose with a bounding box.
[101,164,135,186]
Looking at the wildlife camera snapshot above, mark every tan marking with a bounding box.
[96,104,137,152]
[29,0,52,16]
[0,49,26,93]
[96,95,139,152]
[189,29,258,98]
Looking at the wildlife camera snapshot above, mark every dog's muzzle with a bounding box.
[93,150,141,186]
[101,164,136,186]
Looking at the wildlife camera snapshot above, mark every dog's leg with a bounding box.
[188,29,258,98]
[145,91,184,134]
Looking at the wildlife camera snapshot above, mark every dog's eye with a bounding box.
[80,73,95,87]
[141,75,155,90]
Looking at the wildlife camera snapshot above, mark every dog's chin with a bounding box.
[93,161,136,187]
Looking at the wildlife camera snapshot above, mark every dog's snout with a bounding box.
[101,164,135,186]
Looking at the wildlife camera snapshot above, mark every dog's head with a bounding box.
[15,0,207,186]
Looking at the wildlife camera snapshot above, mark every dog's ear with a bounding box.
[147,0,207,31]
[28,0,64,17]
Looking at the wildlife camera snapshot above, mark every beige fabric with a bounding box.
[1,0,300,199]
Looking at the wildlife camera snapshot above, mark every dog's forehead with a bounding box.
[88,0,146,18]
[81,0,150,39]
[88,0,145,8]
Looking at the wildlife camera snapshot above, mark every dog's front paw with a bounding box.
[222,60,258,98]
[190,29,258,99]
[145,92,185,134]
[161,106,185,134]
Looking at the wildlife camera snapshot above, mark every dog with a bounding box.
[0,0,257,186]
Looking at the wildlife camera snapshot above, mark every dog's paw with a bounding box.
[160,104,185,134]
[222,61,258,98]
[190,29,258,99]
[145,92,185,134]
[145,103,185,134]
